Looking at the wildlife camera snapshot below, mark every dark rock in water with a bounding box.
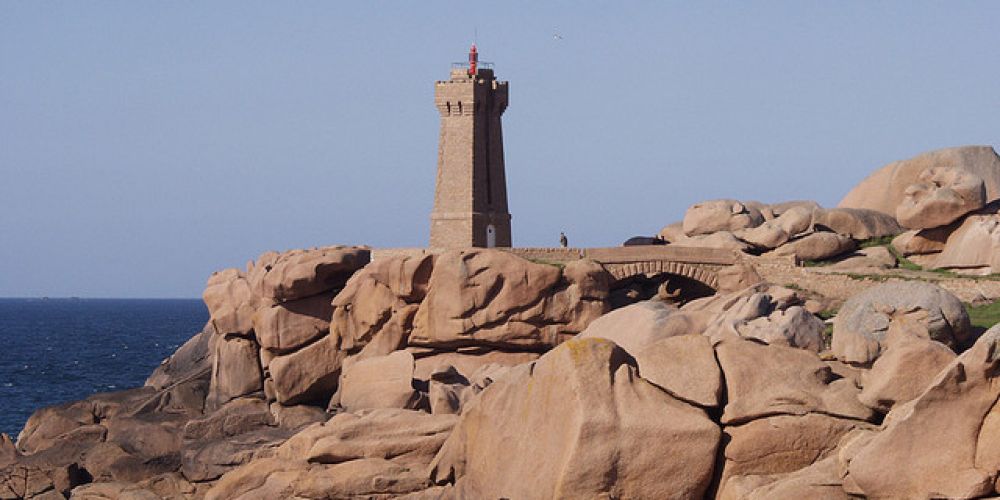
[8,348,215,495]
[145,323,216,392]
[622,236,667,246]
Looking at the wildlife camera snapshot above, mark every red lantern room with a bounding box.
[467,44,478,76]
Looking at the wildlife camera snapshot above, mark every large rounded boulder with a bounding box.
[831,281,972,365]
[896,166,987,229]
[683,199,764,236]
[839,145,1000,216]
[428,338,720,499]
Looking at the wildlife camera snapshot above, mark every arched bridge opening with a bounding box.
[501,246,738,309]
[604,261,719,309]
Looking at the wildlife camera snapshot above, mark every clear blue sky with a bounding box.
[2,2,998,298]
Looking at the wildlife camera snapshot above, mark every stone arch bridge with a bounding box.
[504,246,738,290]
[372,246,740,291]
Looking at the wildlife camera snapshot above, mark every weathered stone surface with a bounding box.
[683,199,764,236]
[70,473,205,500]
[13,384,206,482]
[7,385,211,497]
[411,350,539,381]
[844,324,1000,499]
[293,458,429,499]
[829,246,898,271]
[429,371,471,417]
[69,473,202,500]
[657,221,685,242]
[268,335,345,406]
[101,414,185,481]
[2,462,86,499]
[831,281,972,365]
[701,286,824,352]
[253,293,334,354]
[671,231,753,252]
[891,226,953,256]
[686,282,799,314]
[203,269,258,337]
[839,145,1000,215]
[811,208,902,240]
[745,456,852,500]
[251,246,370,303]
[773,205,816,236]
[766,200,822,219]
[279,409,456,469]
[79,442,134,483]
[339,351,420,412]
[16,400,100,455]
[715,262,765,294]
[202,457,295,500]
[736,220,790,249]
[268,403,327,430]
[718,414,872,495]
[203,456,429,500]
[858,333,956,413]
[206,335,263,410]
[634,335,721,407]
[429,338,720,499]
[906,252,940,269]
[330,254,433,357]
[897,166,987,229]
[0,435,18,469]
[180,398,293,482]
[772,232,857,261]
[576,300,688,355]
[145,324,215,393]
[715,339,875,424]
[409,250,610,350]
[933,202,1000,272]
[736,306,825,352]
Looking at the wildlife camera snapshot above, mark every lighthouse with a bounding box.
[429,45,512,249]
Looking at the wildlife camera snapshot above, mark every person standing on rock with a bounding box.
[559,232,568,248]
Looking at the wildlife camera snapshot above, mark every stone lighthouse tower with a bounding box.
[430,45,512,248]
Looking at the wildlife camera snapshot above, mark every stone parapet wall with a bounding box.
[583,246,738,266]
[371,248,439,262]
[502,247,585,263]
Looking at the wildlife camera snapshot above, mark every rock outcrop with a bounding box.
[831,281,972,365]
[576,299,687,355]
[839,145,1000,216]
[843,324,1000,498]
[12,143,1000,499]
[932,201,1000,274]
[428,338,721,499]
[409,251,609,350]
[896,166,987,229]
[683,199,765,236]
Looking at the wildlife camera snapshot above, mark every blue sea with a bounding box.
[0,298,208,439]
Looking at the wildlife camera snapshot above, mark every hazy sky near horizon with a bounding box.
[2,2,999,298]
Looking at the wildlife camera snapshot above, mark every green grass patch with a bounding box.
[845,273,890,282]
[883,244,923,271]
[966,300,1000,330]
[858,235,896,249]
[816,309,838,321]
[801,260,829,268]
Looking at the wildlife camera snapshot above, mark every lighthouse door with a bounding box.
[486,224,496,248]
